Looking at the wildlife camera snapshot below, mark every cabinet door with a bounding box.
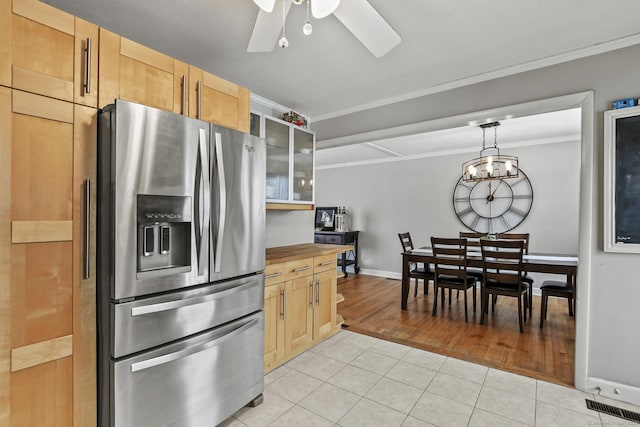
[284,276,313,355]
[72,104,97,426]
[188,66,250,132]
[313,270,337,341]
[264,283,285,371]
[99,29,185,112]
[293,127,314,202]
[7,89,75,427]
[265,117,290,201]
[0,0,75,102]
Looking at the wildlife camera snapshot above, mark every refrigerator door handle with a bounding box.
[195,128,210,277]
[213,132,226,273]
[130,279,257,316]
[130,318,259,372]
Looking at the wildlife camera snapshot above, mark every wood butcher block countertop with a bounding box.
[266,243,354,265]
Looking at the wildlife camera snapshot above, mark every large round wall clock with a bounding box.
[452,170,534,234]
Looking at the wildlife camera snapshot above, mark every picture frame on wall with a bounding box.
[604,105,640,253]
[315,207,336,231]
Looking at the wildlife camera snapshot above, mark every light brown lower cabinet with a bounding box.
[264,254,339,372]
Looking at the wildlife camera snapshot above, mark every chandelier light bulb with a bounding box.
[303,20,313,35]
[505,160,513,175]
[468,165,477,177]
[279,36,289,48]
[292,0,303,4]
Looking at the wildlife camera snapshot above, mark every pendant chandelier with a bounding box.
[462,121,519,182]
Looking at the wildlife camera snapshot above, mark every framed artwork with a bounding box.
[315,207,336,231]
[604,105,640,253]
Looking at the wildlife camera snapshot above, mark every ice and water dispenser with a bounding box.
[137,195,192,278]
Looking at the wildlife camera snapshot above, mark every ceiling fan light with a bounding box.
[253,0,275,13]
[311,0,341,18]
[303,20,313,35]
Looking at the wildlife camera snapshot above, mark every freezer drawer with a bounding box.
[112,274,264,358]
[112,311,264,427]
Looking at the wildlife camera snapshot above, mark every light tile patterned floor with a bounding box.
[223,330,640,427]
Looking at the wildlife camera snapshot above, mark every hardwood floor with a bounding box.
[337,274,575,387]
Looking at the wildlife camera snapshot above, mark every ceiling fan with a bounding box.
[247,0,401,58]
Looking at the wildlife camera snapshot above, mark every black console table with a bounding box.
[314,231,360,277]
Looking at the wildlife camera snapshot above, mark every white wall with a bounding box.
[265,210,315,247]
[315,141,580,276]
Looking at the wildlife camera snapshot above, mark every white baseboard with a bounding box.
[586,377,640,406]
[356,268,400,279]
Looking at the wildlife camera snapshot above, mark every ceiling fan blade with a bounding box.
[333,0,401,58]
[247,0,292,52]
[311,0,341,19]
[253,0,275,13]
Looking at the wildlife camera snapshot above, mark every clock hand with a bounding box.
[486,180,504,204]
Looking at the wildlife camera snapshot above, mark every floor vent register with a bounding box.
[586,399,640,423]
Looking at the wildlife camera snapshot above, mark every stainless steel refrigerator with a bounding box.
[97,99,266,427]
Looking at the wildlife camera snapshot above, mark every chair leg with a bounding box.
[472,284,476,313]
[480,289,487,325]
[517,295,524,333]
[528,283,533,318]
[414,278,418,297]
[568,297,574,316]
[431,285,439,316]
[523,291,527,323]
[540,291,547,329]
[424,278,429,295]
[448,289,452,305]
[463,288,468,322]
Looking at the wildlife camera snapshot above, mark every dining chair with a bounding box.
[480,238,529,333]
[459,231,484,282]
[539,276,574,329]
[398,232,434,297]
[430,237,477,322]
[496,232,534,317]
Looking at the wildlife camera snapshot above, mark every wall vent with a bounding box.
[586,399,640,423]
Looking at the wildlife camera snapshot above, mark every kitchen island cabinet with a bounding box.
[264,244,352,372]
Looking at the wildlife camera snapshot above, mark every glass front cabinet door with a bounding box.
[263,114,315,205]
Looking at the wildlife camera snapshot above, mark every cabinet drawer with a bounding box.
[314,254,337,273]
[314,234,325,243]
[265,263,286,286]
[285,258,314,280]
[324,235,343,244]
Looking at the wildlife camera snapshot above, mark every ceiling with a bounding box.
[43,0,640,127]
[315,108,582,168]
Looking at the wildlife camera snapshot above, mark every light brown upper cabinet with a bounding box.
[98,29,188,113]
[188,66,250,133]
[0,0,98,107]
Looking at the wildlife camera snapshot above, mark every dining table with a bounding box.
[401,247,578,310]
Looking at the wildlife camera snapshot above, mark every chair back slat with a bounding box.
[496,232,530,254]
[431,237,468,278]
[480,239,525,290]
[398,232,414,252]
